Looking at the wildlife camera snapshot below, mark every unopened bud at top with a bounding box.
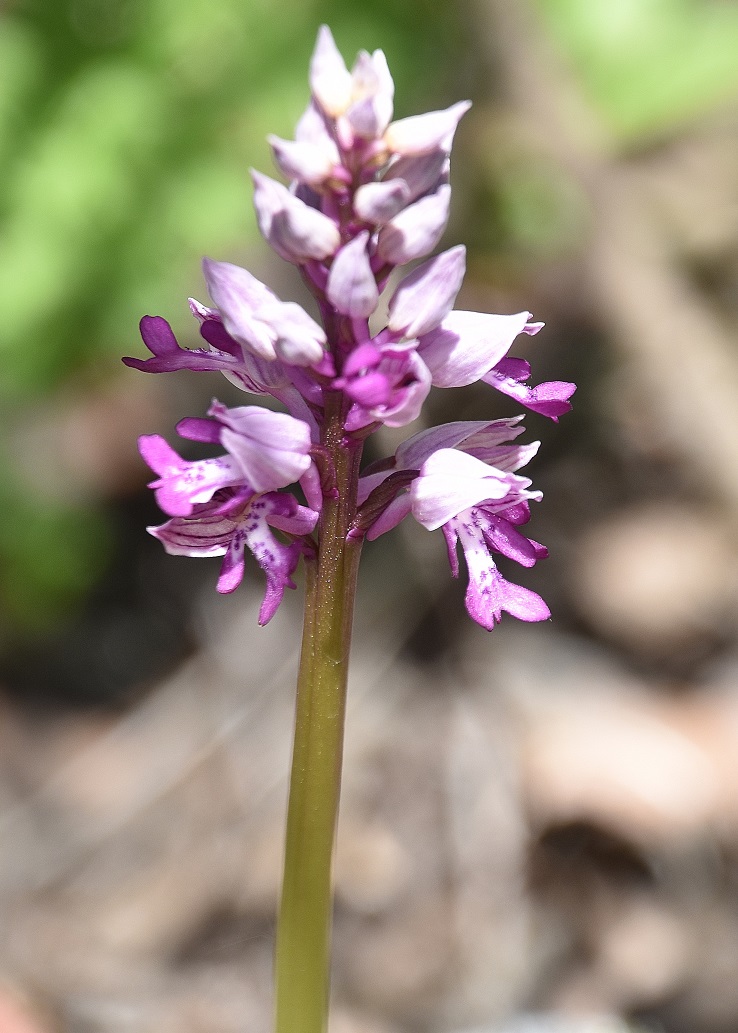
[345,48,394,138]
[309,26,395,144]
[309,25,353,117]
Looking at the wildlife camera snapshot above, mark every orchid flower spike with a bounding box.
[124,24,574,630]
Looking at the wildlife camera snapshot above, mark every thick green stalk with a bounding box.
[275,393,363,1033]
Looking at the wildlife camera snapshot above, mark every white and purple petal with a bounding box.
[483,358,577,421]
[208,400,313,491]
[309,25,353,118]
[258,299,327,366]
[410,448,525,530]
[418,310,541,388]
[139,435,243,517]
[268,134,338,187]
[387,245,466,339]
[203,258,326,368]
[202,259,280,360]
[377,184,451,265]
[252,170,340,263]
[384,100,471,155]
[326,231,379,318]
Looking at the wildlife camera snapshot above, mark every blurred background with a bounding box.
[0,0,737,1030]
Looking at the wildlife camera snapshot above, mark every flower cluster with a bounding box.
[124,27,574,629]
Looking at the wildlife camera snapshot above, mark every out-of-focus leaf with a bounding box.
[535,0,738,142]
[0,22,44,176]
[0,62,170,392]
[0,495,112,630]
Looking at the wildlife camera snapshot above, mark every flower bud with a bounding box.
[377,184,451,265]
[203,258,326,366]
[206,400,312,491]
[384,100,471,156]
[383,149,449,203]
[354,180,410,224]
[388,245,466,338]
[309,25,353,117]
[346,48,394,138]
[326,232,379,318]
[268,135,338,187]
[251,170,340,263]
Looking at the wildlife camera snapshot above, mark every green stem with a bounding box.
[275,393,363,1033]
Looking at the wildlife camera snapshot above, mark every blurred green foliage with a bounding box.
[535,0,738,142]
[0,483,112,629]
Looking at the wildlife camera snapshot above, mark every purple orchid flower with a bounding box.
[354,421,548,628]
[335,341,432,431]
[138,401,317,621]
[410,448,549,627]
[151,490,317,623]
[202,257,328,366]
[126,24,574,629]
[441,501,550,628]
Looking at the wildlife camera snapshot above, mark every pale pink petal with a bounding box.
[326,232,379,318]
[251,170,340,263]
[384,100,471,155]
[268,135,338,186]
[309,25,352,117]
[209,401,312,491]
[419,310,537,388]
[202,259,278,360]
[354,180,410,224]
[411,449,526,530]
[377,184,451,264]
[387,245,466,338]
